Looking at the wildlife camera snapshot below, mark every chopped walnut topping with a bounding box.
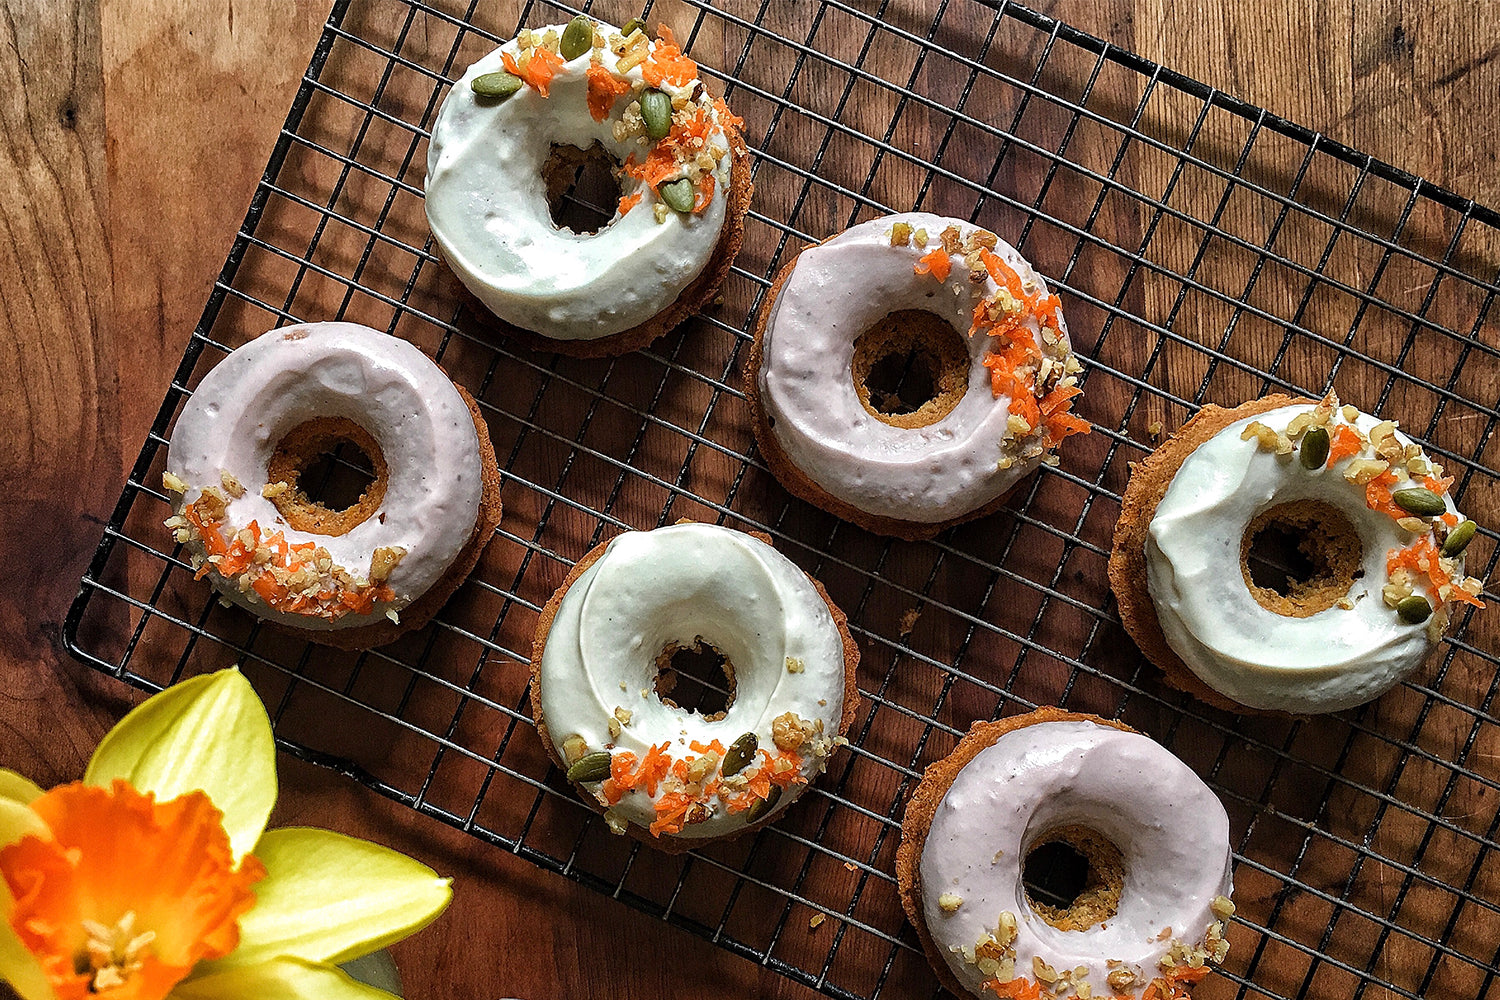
[368,545,407,584]
[772,711,816,751]
[808,913,825,930]
[219,471,246,498]
[686,751,719,783]
[1033,956,1058,983]
[996,910,1018,947]
[1106,968,1138,991]
[603,808,628,835]
[937,892,963,913]
[786,656,804,674]
[562,735,589,765]
[607,717,622,740]
[912,227,929,249]
[195,485,228,521]
[162,471,189,494]
[1240,420,1292,455]
[1397,516,1429,534]
[940,225,962,255]
[1343,458,1389,484]
[890,221,912,246]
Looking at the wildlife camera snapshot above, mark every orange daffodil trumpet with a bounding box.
[0,670,451,1000]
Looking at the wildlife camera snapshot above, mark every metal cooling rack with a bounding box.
[65,1,1500,998]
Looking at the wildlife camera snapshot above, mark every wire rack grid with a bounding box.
[65,1,1500,999]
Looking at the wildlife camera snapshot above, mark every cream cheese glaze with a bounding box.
[920,720,1233,1000]
[536,524,848,842]
[756,212,1086,525]
[1146,401,1478,713]
[425,20,736,340]
[164,322,484,631]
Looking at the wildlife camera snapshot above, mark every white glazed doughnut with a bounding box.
[425,18,745,343]
[752,212,1089,534]
[1146,394,1485,713]
[531,523,855,847]
[904,714,1234,1000]
[163,322,489,635]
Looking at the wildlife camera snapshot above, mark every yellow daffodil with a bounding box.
[0,669,450,1000]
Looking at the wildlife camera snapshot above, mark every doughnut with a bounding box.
[162,322,502,649]
[747,212,1090,539]
[897,709,1234,1000]
[530,523,860,851]
[1109,393,1486,714]
[425,16,752,356]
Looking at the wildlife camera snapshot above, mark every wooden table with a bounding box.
[3,2,1498,998]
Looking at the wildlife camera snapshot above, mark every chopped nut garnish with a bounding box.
[603,808,628,835]
[368,545,407,584]
[562,734,589,765]
[1343,458,1389,484]
[607,717,622,740]
[1033,956,1058,983]
[808,913,825,930]
[1106,968,1138,990]
[219,471,246,498]
[785,656,804,674]
[996,910,1018,947]
[913,227,929,248]
[771,711,816,751]
[614,706,633,726]
[1397,516,1429,533]
[890,221,912,246]
[162,471,189,494]
[937,893,963,913]
[261,480,290,499]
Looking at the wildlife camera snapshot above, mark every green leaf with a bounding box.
[219,828,451,968]
[0,770,43,806]
[173,956,395,1000]
[0,877,56,1000]
[84,669,276,861]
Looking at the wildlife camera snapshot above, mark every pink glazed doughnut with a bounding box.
[898,710,1234,1000]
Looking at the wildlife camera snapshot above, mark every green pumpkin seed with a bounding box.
[1299,426,1330,470]
[471,71,523,99]
[621,17,647,37]
[660,177,696,213]
[566,750,613,783]
[1442,519,1477,557]
[1393,487,1447,517]
[722,733,758,776]
[561,15,594,60]
[746,785,783,824]
[1397,594,1433,625]
[641,88,674,140]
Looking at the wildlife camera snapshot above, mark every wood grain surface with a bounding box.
[2,2,1498,1000]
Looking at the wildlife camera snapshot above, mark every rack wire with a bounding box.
[65,1,1500,998]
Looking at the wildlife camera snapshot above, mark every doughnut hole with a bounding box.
[1022,825,1124,931]
[543,141,620,235]
[266,417,387,536]
[851,310,969,428]
[654,637,736,720]
[1242,499,1363,617]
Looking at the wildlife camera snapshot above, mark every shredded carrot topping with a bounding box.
[1388,535,1485,609]
[1423,473,1455,495]
[586,62,632,121]
[1142,978,1194,1000]
[983,977,1042,1000]
[1327,424,1364,465]
[182,502,394,618]
[1364,468,1406,520]
[617,191,643,215]
[914,249,952,282]
[503,46,563,98]
[641,25,699,88]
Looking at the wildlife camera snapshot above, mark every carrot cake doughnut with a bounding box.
[530,523,860,852]
[162,322,502,649]
[898,709,1234,1000]
[425,16,751,356]
[1109,393,1485,714]
[747,213,1090,539]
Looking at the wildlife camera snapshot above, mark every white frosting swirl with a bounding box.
[425,21,735,340]
[756,212,1079,525]
[166,322,484,630]
[537,524,847,841]
[1147,403,1467,713]
[919,720,1233,1000]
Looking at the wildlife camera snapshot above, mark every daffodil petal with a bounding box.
[0,770,43,806]
[221,828,450,968]
[172,956,394,1000]
[84,669,276,861]
[0,872,56,1000]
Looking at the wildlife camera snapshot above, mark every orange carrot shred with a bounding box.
[1327,425,1364,464]
[503,46,563,98]
[642,25,698,88]
[914,249,952,282]
[586,63,631,121]
[617,192,642,215]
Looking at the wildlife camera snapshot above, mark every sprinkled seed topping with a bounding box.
[1392,487,1447,516]
[1397,594,1433,624]
[1443,519,1477,556]
[565,750,613,783]
[1299,425,1330,469]
[471,70,523,99]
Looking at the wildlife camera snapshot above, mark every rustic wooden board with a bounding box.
[3,2,1499,999]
